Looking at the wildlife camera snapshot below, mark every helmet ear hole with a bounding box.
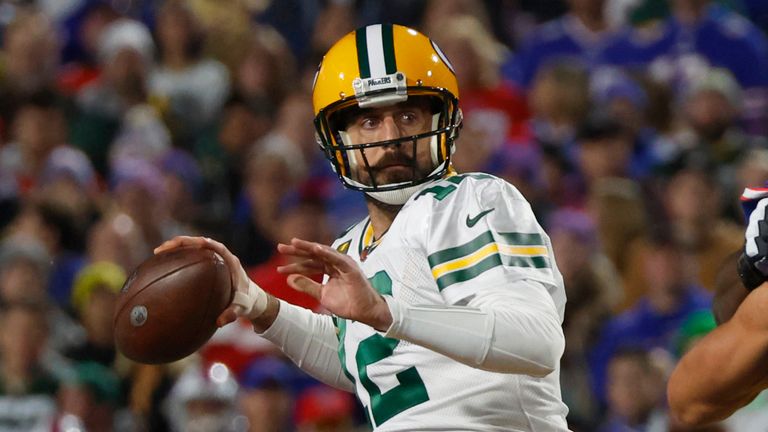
[453,108,464,139]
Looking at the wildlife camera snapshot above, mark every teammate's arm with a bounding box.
[720,189,768,324]
[713,251,748,324]
[668,283,768,425]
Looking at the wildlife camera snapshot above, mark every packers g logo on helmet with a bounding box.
[312,24,462,204]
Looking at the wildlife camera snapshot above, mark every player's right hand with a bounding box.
[739,188,768,290]
[154,236,268,326]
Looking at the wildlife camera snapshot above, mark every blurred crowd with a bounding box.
[0,0,766,430]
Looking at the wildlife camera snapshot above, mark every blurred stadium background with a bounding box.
[0,0,766,430]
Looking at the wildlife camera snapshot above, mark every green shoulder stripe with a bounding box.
[428,230,546,268]
[497,232,545,246]
[435,254,550,291]
[428,230,550,291]
[435,253,502,290]
[427,231,494,268]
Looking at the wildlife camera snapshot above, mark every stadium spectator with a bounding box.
[3,199,88,309]
[228,135,305,267]
[150,1,230,143]
[528,62,591,148]
[160,149,205,235]
[501,0,636,88]
[233,25,298,113]
[599,348,670,431]
[430,15,531,174]
[295,385,357,432]
[0,89,69,201]
[663,167,741,291]
[589,232,711,403]
[548,209,620,429]
[54,361,122,432]
[71,18,166,175]
[672,68,763,201]
[0,237,84,351]
[0,9,59,141]
[165,361,242,432]
[238,356,296,432]
[64,261,125,367]
[0,302,61,431]
[625,0,768,135]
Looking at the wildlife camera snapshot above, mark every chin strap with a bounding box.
[231,280,269,320]
[364,182,428,205]
[361,161,448,205]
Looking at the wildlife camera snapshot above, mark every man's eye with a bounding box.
[361,118,379,129]
[400,112,417,122]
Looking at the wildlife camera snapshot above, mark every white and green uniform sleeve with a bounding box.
[258,301,355,392]
[414,173,565,314]
[384,173,565,375]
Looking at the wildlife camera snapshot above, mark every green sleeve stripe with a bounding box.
[336,318,355,384]
[503,255,550,270]
[435,253,550,291]
[428,231,546,268]
[428,231,495,268]
[436,253,502,290]
[497,232,546,246]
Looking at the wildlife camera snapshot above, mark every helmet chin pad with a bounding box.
[364,163,447,205]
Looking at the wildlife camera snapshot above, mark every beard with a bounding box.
[355,148,434,187]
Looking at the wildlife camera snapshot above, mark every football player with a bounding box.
[158,24,568,431]
[668,188,768,426]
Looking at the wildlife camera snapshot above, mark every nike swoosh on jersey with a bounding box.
[466,208,495,227]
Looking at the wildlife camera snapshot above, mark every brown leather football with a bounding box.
[114,247,233,364]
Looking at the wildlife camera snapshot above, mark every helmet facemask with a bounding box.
[315,89,461,204]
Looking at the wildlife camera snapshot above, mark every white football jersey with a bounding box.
[329,173,569,431]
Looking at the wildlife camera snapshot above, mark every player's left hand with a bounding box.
[277,238,393,331]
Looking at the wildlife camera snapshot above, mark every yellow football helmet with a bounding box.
[313,24,461,204]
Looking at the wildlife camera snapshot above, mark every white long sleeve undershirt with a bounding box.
[258,301,355,392]
[385,279,564,377]
[257,279,564,388]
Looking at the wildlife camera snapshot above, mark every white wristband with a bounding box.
[231,280,269,319]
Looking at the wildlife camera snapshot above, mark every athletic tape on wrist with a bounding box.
[232,280,269,319]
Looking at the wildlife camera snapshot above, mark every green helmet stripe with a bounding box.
[357,24,397,79]
[381,23,397,75]
[355,27,371,78]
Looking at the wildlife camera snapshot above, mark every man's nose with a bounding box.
[380,116,402,143]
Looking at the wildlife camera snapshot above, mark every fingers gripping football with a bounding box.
[154,236,269,322]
